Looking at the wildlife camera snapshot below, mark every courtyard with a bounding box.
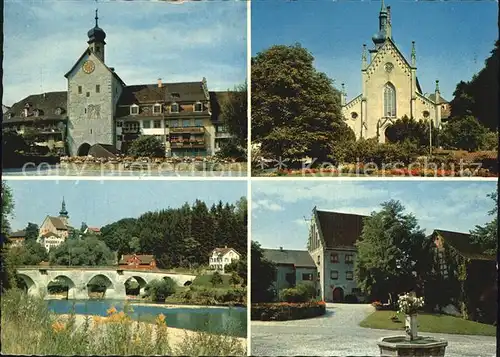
[251,303,497,357]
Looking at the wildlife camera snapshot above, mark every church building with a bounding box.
[341,1,450,142]
[4,11,233,157]
[37,198,74,252]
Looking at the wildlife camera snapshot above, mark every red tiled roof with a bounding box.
[119,254,155,265]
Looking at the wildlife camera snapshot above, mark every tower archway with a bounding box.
[77,143,91,156]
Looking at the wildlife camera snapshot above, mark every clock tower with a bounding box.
[64,9,121,156]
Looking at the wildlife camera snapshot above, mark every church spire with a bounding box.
[59,197,69,218]
[411,41,416,67]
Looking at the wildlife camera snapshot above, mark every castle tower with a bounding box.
[87,9,106,63]
[65,9,118,156]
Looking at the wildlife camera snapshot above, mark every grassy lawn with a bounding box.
[192,274,232,288]
[360,310,496,336]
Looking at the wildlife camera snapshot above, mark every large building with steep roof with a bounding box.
[37,198,74,251]
[340,1,450,142]
[3,10,233,157]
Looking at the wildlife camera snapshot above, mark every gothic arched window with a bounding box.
[384,83,396,117]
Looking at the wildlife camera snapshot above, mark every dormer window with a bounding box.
[171,92,180,99]
[170,103,179,113]
[130,104,139,115]
[33,109,40,117]
[55,108,63,115]
[153,103,162,114]
[194,102,203,112]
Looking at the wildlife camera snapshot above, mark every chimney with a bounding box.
[387,6,391,23]
[280,246,283,251]
[157,78,162,88]
[224,245,227,249]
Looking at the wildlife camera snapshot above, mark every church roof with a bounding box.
[47,216,69,230]
[3,92,68,124]
[427,93,449,104]
[314,209,367,249]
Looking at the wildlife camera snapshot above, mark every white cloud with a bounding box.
[253,199,284,212]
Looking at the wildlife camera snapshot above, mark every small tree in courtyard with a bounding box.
[128,136,165,158]
[354,200,432,304]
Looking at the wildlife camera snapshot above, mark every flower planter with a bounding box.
[377,336,447,357]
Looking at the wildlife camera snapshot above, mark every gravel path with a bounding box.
[251,303,496,356]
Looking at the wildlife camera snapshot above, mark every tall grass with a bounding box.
[1,288,246,356]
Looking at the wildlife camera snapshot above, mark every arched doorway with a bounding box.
[77,143,91,156]
[48,275,76,299]
[124,276,148,297]
[87,274,114,299]
[332,287,344,302]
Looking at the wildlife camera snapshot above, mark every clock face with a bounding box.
[384,62,394,73]
[82,60,95,74]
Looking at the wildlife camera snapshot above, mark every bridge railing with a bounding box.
[16,266,196,275]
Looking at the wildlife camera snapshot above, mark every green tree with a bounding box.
[470,191,498,255]
[1,182,14,236]
[354,200,429,303]
[221,82,247,148]
[450,41,499,130]
[229,271,240,287]
[226,257,247,287]
[49,236,114,266]
[144,278,176,302]
[251,241,277,303]
[385,115,438,148]
[2,128,28,157]
[1,182,16,290]
[440,115,488,151]
[24,223,39,241]
[129,236,141,254]
[216,139,246,161]
[252,44,355,162]
[128,136,164,157]
[210,271,223,287]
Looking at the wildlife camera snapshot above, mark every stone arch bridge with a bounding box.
[16,266,197,300]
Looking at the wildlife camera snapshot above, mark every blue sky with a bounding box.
[252,180,497,250]
[252,0,498,101]
[3,0,247,106]
[5,180,247,231]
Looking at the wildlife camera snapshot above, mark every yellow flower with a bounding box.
[52,321,65,333]
[106,306,117,315]
[156,313,166,323]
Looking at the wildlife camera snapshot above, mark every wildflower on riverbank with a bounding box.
[52,321,65,333]
[156,313,166,325]
[107,306,117,315]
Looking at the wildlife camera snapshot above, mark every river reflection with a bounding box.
[47,300,247,337]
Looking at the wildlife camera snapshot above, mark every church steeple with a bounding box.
[87,8,106,62]
[372,0,390,46]
[59,197,69,218]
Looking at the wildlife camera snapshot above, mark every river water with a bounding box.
[47,299,247,337]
